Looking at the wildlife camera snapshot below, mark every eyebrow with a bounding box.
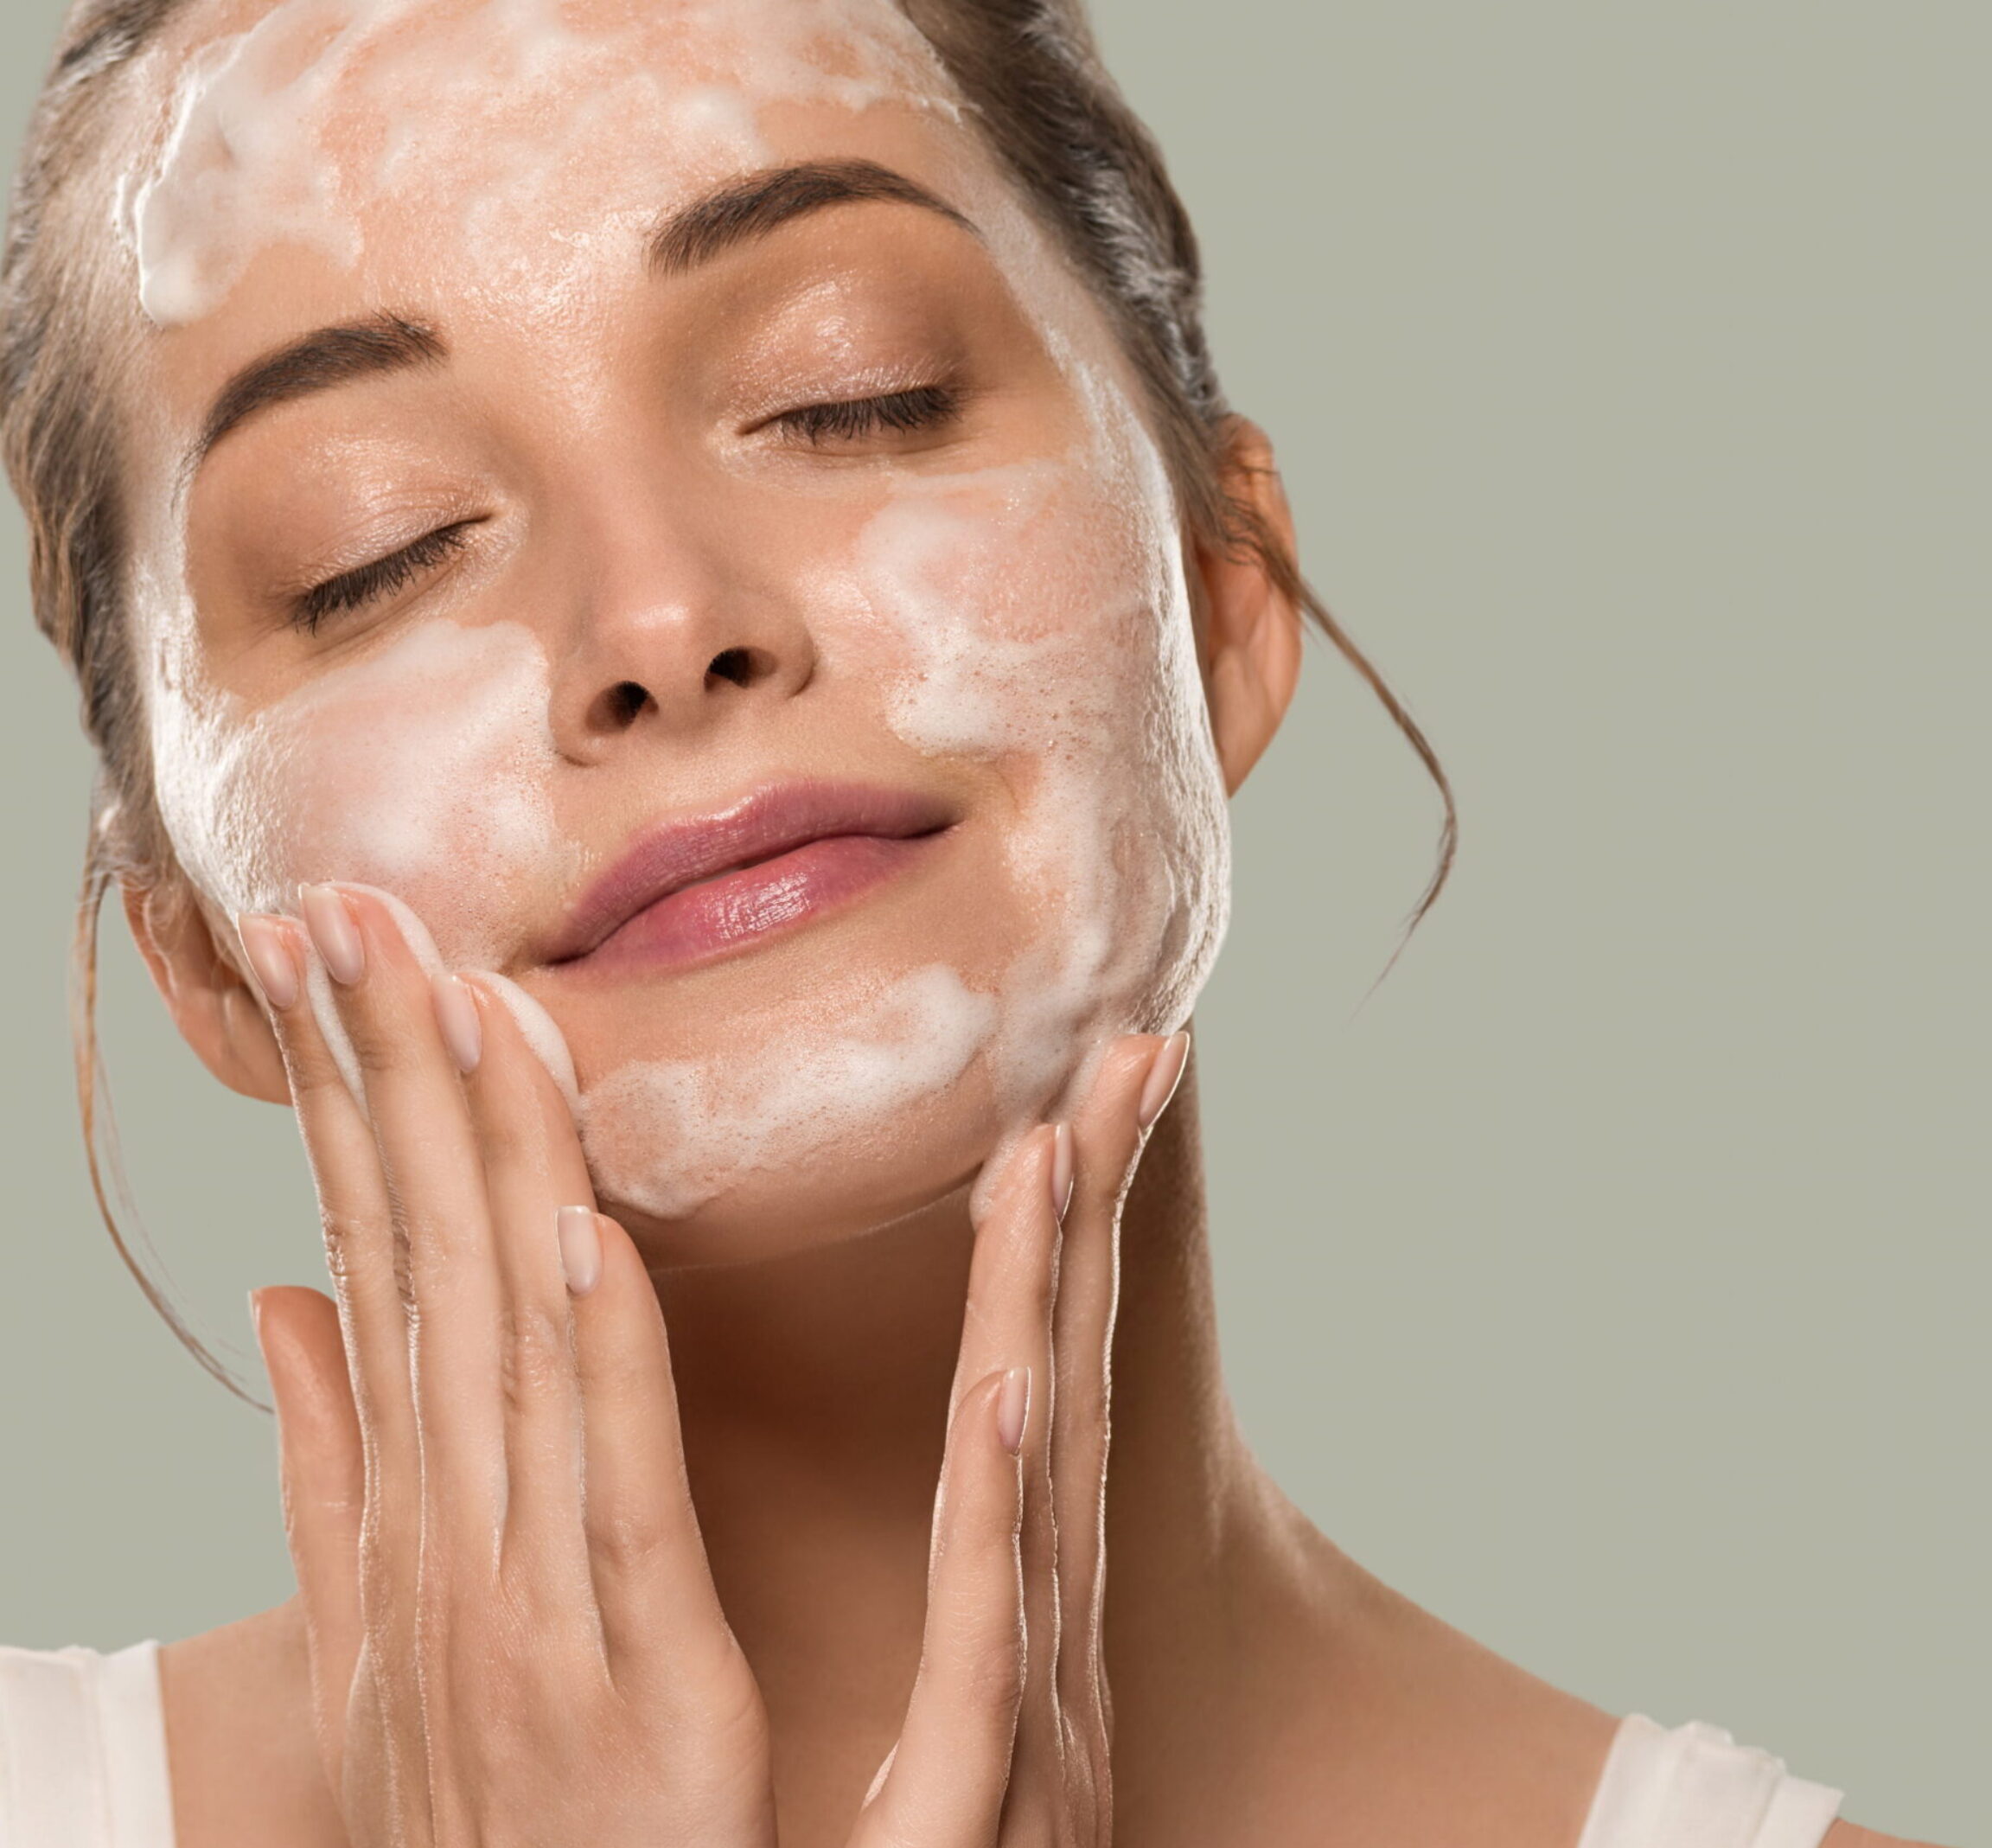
[186,160,974,478]
[185,313,447,481]
[646,157,976,276]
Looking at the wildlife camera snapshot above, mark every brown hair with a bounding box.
[2,0,1457,1399]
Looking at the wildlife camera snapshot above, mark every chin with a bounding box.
[586,1049,1015,1269]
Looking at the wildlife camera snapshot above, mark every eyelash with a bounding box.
[769,383,962,445]
[289,389,962,629]
[293,521,476,631]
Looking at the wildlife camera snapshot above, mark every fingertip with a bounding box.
[1050,1122,1075,1220]
[300,884,366,986]
[430,970,484,1074]
[236,914,302,1013]
[557,1203,604,1296]
[996,1364,1031,1455]
[1137,1030,1191,1130]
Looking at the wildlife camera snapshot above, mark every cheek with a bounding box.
[156,617,569,966]
[849,449,1231,1030]
[579,440,1231,1242]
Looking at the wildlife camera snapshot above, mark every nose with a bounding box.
[546,510,818,760]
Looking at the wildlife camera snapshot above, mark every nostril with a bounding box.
[706,646,766,689]
[604,680,651,726]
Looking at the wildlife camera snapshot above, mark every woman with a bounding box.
[0,0,1938,1843]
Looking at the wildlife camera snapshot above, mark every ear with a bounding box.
[1192,417,1306,795]
[122,879,291,1106]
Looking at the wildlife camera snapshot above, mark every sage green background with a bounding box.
[2,4,1984,1842]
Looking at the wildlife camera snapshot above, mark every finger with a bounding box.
[857,1367,1028,1847]
[948,1122,1066,1423]
[1049,1033,1185,1772]
[302,886,509,1533]
[240,908,423,1623]
[560,1207,746,1693]
[951,1126,1066,1819]
[253,1285,366,1779]
[452,978,602,1622]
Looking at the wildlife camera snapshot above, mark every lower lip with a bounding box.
[566,831,948,975]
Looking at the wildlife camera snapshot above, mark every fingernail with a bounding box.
[236,914,299,1012]
[431,972,482,1075]
[557,1205,603,1297]
[301,885,365,985]
[997,1365,1031,1455]
[246,1287,266,1336]
[1137,1031,1191,1130]
[1050,1122,1074,1220]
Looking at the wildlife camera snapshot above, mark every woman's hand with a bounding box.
[848,1033,1185,1848]
[240,881,1184,1845]
[244,885,776,1848]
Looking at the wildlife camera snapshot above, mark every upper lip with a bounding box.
[544,778,959,964]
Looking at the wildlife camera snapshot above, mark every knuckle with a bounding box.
[500,1300,574,1409]
[280,1032,349,1096]
[317,1205,366,1271]
[344,999,425,1077]
[585,1507,673,1582]
[924,1612,1025,1713]
[678,1642,768,1747]
[966,1636,1027,1713]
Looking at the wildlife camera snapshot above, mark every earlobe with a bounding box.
[122,880,293,1106]
[1194,418,1305,796]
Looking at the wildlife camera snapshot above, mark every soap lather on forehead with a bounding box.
[124,0,967,329]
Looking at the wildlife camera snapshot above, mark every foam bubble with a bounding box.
[582,964,998,1220]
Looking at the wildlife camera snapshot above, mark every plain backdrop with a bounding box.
[1,4,1984,1842]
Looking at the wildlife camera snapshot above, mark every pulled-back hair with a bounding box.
[2,0,1456,1399]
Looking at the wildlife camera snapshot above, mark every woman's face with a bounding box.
[117,0,1235,1263]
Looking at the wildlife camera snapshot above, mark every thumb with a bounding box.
[252,1285,365,1786]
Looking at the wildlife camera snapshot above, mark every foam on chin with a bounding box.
[581,963,996,1220]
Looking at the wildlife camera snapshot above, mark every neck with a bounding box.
[648,1050,1306,1822]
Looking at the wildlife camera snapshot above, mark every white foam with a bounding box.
[582,964,997,1220]
[472,969,580,1111]
[122,0,961,328]
[149,616,566,969]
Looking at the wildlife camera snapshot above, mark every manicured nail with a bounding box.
[996,1365,1031,1455]
[1137,1031,1191,1129]
[431,972,482,1075]
[557,1205,603,1297]
[301,884,365,985]
[1050,1122,1075,1220]
[236,914,300,1012]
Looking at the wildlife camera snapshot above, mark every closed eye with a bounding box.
[765,384,963,447]
[292,520,479,631]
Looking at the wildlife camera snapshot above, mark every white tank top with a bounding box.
[0,1640,1847,1846]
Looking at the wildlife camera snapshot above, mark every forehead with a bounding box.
[122,0,978,332]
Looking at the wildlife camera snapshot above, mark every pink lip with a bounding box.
[546,781,958,973]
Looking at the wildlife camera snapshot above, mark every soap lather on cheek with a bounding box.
[576,374,1232,1228]
[146,615,581,1107]
[853,388,1229,1141]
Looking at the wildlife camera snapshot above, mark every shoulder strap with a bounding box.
[0,1641,176,1848]
[1577,1713,1844,1848]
